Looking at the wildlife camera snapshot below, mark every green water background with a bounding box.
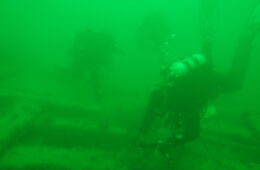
[0,0,259,151]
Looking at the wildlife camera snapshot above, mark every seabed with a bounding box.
[0,92,259,170]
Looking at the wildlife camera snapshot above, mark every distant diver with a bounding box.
[70,29,118,102]
[136,1,260,151]
[137,11,175,66]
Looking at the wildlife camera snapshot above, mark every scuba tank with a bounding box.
[166,53,207,80]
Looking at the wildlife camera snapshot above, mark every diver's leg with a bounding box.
[229,4,260,91]
[138,87,167,138]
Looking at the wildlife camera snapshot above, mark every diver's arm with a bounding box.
[138,86,167,138]
[139,107,159,137]
[228,4,260,91]
[228,32,256,91]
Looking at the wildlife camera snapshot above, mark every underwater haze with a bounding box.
[0,0,260,169]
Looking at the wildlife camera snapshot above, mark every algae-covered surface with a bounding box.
[0,94,259,170]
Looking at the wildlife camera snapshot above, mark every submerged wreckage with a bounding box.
[0,91,259,170]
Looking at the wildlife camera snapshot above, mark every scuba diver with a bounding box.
[136,2,260,152]
[70,29,118,102]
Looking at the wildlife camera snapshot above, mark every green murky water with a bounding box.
[0,0,259,169]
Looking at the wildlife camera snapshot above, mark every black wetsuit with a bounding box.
[141,65,238,145]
